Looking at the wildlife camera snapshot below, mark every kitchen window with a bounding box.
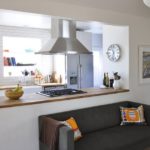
[3,36,41,77]
[0,38,52,87]
[0,25,52,85]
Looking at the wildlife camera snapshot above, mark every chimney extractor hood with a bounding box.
[36,19,92,55]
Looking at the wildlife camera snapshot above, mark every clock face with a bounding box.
[106,44,121,62]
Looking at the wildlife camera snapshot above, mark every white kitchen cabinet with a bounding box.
[92,34,103,49]
[77,31,92,51]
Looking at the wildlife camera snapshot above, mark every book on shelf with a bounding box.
[3,57,17,66]
[3,57,9,66]
[10,57,14,66]
[11,57,16,66]
[7,57,12,66]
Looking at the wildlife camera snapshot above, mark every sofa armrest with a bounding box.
[143,105,150,125]
[59,126,74,150]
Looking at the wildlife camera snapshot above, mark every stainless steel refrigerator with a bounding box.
[67,54,93,89]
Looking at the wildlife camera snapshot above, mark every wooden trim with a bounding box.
[0,88,129,108]
[0,85,40,90]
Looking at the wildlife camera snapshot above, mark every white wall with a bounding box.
[103,25,129,88]
[92,34,103,87]
[53,55,66,83]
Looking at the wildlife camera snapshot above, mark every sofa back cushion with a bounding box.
[45,101,129,134]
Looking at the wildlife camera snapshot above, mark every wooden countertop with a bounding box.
[36,83,66,87]
[0,83,66,90]
[0,85,40,90]
[0,88,129,108]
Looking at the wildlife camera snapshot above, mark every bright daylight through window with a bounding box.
[3,36,41,77]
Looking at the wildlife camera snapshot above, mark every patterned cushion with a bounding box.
[120,105,146,125]
[62,117,82,141]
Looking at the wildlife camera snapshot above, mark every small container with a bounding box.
[60,75,62,83]
[113,80,121,90]
[109,79,114,88]
[5,90,24,100]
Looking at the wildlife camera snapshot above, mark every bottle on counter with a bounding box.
[109,78,114,88]
[51,71,59,83]
[105,73,109,87]
[103,73,106,86]
[60,75,62,83]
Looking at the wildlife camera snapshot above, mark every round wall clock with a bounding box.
[106,44,121,62]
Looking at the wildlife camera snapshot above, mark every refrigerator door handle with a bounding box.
[77,64,81,89]
[77,64,79,89]
[80,64,82,88]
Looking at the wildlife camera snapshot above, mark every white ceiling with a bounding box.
[0,9,51,29]
[0,0,149,33]
[0,9,103,33]
[76,21,103,33]
[49,0,150,18]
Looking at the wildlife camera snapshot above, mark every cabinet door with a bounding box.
[80,54,93,88]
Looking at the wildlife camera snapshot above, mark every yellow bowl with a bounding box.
[5,90,24,100]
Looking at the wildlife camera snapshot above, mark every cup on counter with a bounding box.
[109,79,114,88]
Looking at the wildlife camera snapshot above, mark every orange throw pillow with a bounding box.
[120,105,146,125]
[62,117,82,141]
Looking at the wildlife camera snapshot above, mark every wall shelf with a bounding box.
[4,64,35,67]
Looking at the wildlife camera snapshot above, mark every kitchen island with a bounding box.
[0,88,129,108]
[0,88,130,150]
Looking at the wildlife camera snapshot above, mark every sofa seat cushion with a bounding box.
[75,126,150,150]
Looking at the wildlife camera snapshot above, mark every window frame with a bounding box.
[0,25,51,85]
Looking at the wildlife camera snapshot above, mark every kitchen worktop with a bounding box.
[36,83,66,87]
[0,88,129,108]
[0,85,39,90]
[0,83,66,90]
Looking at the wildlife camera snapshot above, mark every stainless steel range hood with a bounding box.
[36,18,92,55]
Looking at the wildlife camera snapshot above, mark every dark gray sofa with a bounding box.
[39,101,150,150]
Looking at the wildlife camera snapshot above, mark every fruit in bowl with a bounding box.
[5,84,24,100]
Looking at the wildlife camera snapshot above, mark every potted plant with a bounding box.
[113,72,121,89]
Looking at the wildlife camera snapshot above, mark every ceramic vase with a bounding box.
[113,80,121,90]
